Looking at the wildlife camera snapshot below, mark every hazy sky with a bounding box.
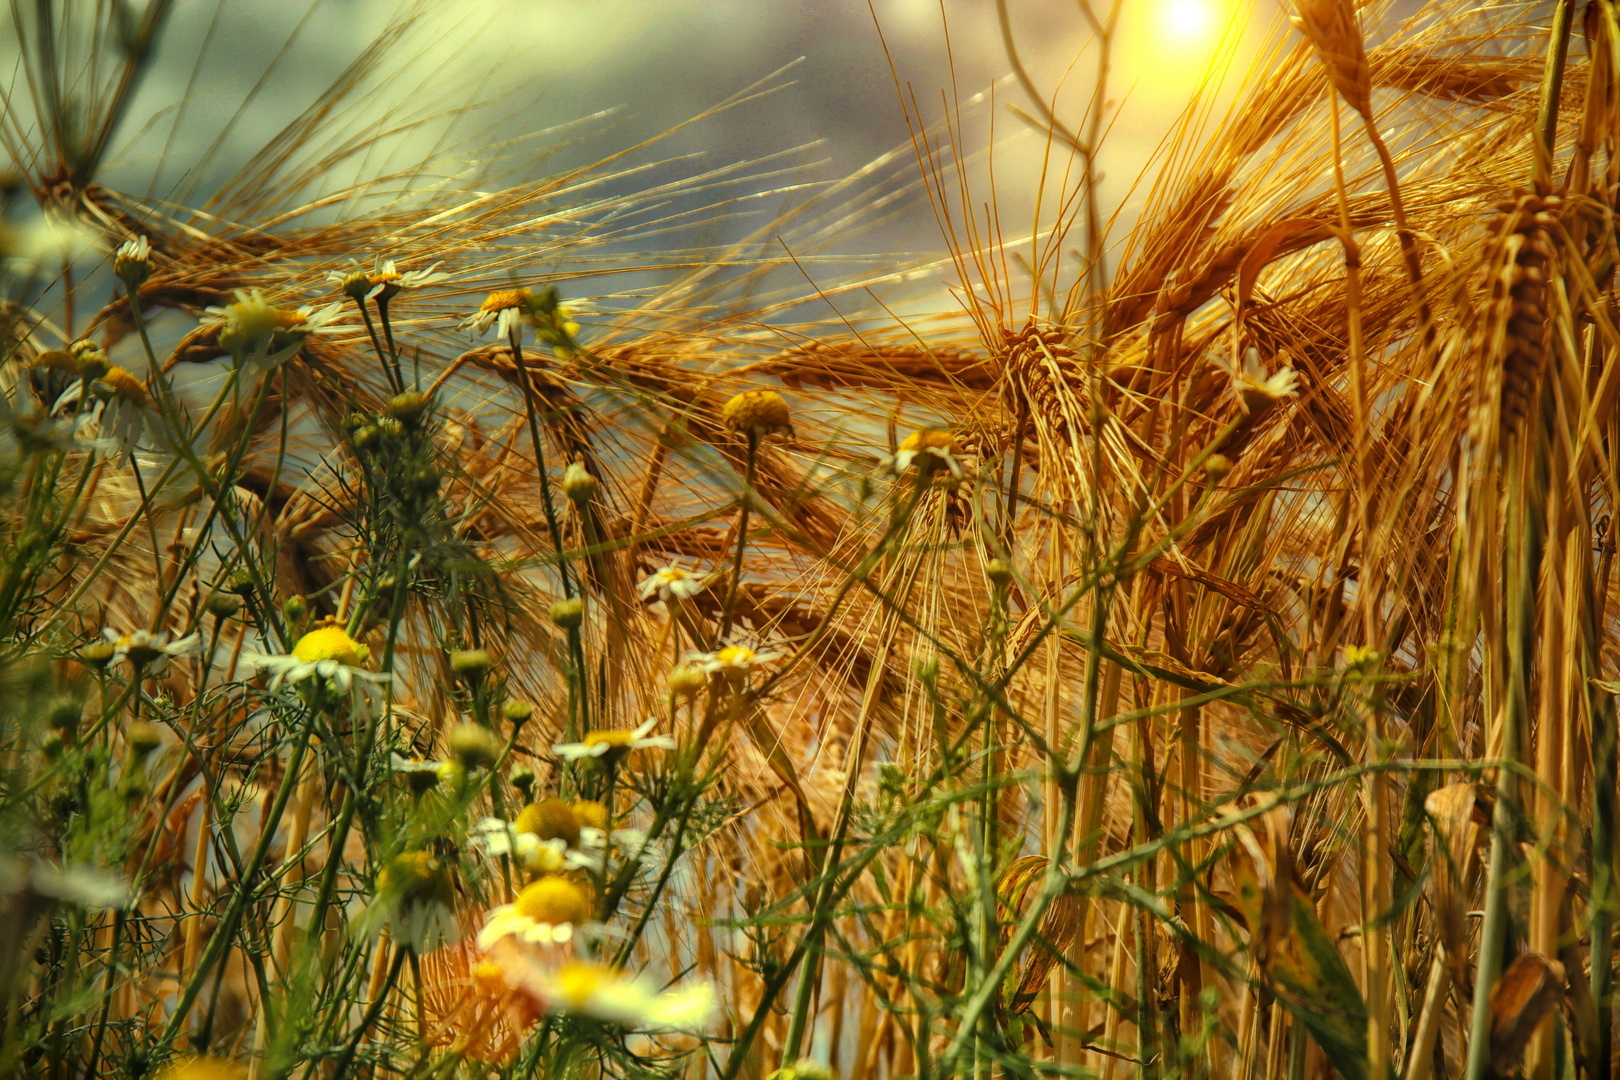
[97,0,1279,268]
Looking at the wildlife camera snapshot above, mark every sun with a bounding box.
[1161,0,1215,43]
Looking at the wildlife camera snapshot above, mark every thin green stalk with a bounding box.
[716,429,759,648]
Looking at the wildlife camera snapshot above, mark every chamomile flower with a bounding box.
[100,627,201,674]
[76,365,155,460]
[891,428,964,479]
[476,875,594,949]
[113,235,153,287]
[637,563,709,604]
[201,288,343,367]
[241,623,387,694]
[1232,346,1300,416]
[501,959,716,1031]
[551,718,676,763]
[0,859,129,909]
[461,285,583,353]
[688,643,782,680]
[471,820,569,873]
[364,850,459,953]
[572,826,665,876]
[390,752,451,796]
[327,255,447,303]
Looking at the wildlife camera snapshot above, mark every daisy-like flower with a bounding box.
[327,255,448,303]
[891,427,964,479]
[0,858,129,910]
[477,875,594,949]
[390,752,452,796]
[551,718,676,763]
[1232,346,1300,417]
[460,285,583,353]
[76,365,155,460]
[201,288,344,366]
[471,818,569,873]
[688,644,783,681]
[364,850,459,953]
[101,627,201,674]
[113,235,153,287]
[241,622,388,694]
[571,825,665,877]
[637,563,709,604]
[499,958,716,1031]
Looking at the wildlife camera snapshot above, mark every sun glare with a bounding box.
[1161,0,1214,43]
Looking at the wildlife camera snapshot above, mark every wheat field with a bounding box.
[0,1,1612,1078]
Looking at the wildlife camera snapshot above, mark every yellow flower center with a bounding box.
[100,366,148,405]
[553,961,613,1007]
[659,568,688,583]
[717,646,755,667]
[721,389,792,434]
[481,288,531,314]
[571,799,608,830]
[583,729,638,749]
[513,798,581,847]
[899,428,958,455]
[291,625,369,666]
[372,271,402,285]
[513,876,592,926]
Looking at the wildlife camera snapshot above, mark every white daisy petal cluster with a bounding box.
[477,875,596,949]
[686,643,782,679]
[0,859,129,910]
[890,427,965,479]
[636,563,709,604]
[471,818,571,873]
[551,718,676,762]
[572,826,665,876]
[201,288,344,370]
[101,627,200,673]
[241,624,388,694]
[326,255,447,302]
[505,960,717,1031]
[1233,346,1300,417]
[113,235,153,286]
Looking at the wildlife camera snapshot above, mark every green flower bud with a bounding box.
[561,461,598,504]
[502,700,534,727]
[385,391,429,428]
[509,764,537,799]
[282,595,308,624]
[126,720,162,760]
[448,723,501,771]
[667,664,708,700]
[224,569,257,596]
[351,424,381,453]
[206,592,243,619]
[548,597,584,629]
[985,559,1013,589]
[449,648,491,681]
[78,641,117,669]
[46,694,82,735]
[1202,453,1232,484]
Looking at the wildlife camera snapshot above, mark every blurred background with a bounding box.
[74,0,1291,316]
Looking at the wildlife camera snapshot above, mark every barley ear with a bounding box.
[1291,0,1372,118]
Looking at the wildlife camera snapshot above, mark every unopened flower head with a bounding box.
[892,428,963,479]
[552,718,676,762]
[203,288,343,361]
[721,389,793,439]
[113,236,152,287]
[477,875,594,949]
[637,563,708,604]
[561,461,598,504]
[390,752,446,796]
[450,723,503,771]
[70,339,109,379]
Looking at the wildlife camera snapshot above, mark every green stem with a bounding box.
[717,429,759,648]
